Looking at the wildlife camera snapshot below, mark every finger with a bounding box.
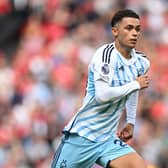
[122,131,132,139]
[119,132,126,141]
[123,130,129,137]
[120,134,132,142]
[124,134,133,140]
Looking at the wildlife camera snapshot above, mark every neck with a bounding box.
[115,41,132,59]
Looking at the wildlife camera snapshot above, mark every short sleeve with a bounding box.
[143,57,150,73]
[138,56,150,75]
[136,50,150,74]
[91,44,115,84]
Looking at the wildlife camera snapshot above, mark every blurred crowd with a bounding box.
[0,0,168,168]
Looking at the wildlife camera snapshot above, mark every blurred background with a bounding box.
[0,0,168,168]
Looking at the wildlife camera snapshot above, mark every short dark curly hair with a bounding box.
[111,9,140,27]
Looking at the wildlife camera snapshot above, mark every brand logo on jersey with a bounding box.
[60,159,67,168]
[101,64,110,75]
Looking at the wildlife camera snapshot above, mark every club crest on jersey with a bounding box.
[101,64,110,75]
[137,68,143,76]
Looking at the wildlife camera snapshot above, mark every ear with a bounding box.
[112,27,118,38]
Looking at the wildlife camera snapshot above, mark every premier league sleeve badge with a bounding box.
[101,63,110,75]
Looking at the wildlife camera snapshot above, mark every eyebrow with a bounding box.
[124,24,141,29]
[125,24,141,27]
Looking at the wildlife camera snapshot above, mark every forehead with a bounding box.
[119,17,140,26]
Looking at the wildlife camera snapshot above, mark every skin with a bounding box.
[112,17,141,59]
[108,17,149,168]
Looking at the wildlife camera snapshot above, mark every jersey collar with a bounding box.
[113,42,138,67]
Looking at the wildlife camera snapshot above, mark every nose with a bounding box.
[132,30,138,38]
[132,28,140,37]
[133,28,138,34]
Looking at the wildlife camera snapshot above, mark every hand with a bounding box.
[117,123,134,142]
[136,74,149,89]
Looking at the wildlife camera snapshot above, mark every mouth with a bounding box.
[129,39,137,44]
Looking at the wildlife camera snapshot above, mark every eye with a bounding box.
[135,27,141,32]
[125,25,133,31]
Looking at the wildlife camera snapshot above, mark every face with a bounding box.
[112,17,141,49]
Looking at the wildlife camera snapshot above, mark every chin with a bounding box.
[128,44,136,49]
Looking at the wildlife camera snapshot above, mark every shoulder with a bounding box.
[134,50,150,71]
[135,50,149,61]
[92,43,115,64]
[135,50,148,58]
[90,43,116,75]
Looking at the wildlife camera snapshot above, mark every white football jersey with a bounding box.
[64,42,150,142]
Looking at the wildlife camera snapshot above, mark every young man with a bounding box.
[51,9,150,168]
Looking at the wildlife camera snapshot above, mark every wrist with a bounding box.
[127,123,134,128]
[133,80,140,90]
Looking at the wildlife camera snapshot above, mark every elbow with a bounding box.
[94,80,110,103]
